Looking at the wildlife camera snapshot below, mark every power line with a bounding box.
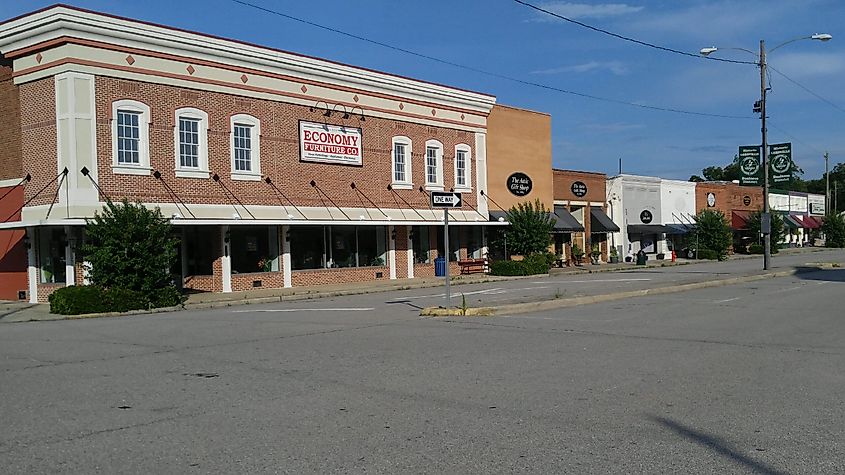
[230,0,753,120]
[767,64,845,115]
[511,0,757,66]
[767,120,825,156]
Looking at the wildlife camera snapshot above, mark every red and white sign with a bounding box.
[299,121,363,166]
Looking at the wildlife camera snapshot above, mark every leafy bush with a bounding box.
[489,253,551,276]
[49,286,109,315]
[748,243,764,254]
[821,213,845,248]
[149,285,185,308]
[746,210,784,254]
[102,287,150,313]
[697,249,719,260]
[48,284,184,315]
[693,209,732,260]
[502,200,554,256]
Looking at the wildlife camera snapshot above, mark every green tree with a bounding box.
[82,199,178,294]
[503,199,554,256]
[693,209,732,260]
[746,210,785,254]
[821,213,845,248]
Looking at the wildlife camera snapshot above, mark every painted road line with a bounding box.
[715,297,741,303]
[534,278,652,284]
[388,288,503,301]
[233,308,375,313]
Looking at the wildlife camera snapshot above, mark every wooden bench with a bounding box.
[458,258,487,275]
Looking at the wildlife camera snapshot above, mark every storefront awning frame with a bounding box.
[590,207,620,233]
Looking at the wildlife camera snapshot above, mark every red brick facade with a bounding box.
[0,61,22,181]
[695,182,764,215]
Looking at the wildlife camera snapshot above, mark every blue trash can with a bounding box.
[434,257,446,277]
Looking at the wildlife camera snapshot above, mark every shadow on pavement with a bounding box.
[650,415,787,475]
[794,267,845,282]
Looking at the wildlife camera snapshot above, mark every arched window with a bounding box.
[174,107,209,178]
[230,114,261,180]
[111,99,151,175]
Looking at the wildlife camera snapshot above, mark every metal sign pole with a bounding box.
[444,208,450,308]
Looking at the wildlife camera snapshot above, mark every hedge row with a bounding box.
[489,253,553,276]
[48,285,184,315]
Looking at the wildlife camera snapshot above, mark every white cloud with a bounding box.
[531,60,629,75]
[768,52,845,78]
[530,2,644,20]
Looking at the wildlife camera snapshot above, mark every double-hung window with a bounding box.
[111,100,151,175]
[230,114,261,180]
[174,108,209,178]
[424,140,443,190]
[454,144,472,191]
[391,136,412,189]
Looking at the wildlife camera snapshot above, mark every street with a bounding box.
[1,254,843,473]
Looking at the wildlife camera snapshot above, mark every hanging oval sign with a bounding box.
[640,210,653,224]
[507,172,533,197]
[571,181,588,197]
[743,195,752,206]
[706,192,716,207]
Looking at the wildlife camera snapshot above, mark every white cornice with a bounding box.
[0,6,496,114]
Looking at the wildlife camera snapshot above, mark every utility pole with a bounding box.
[825,151,830,215]
[760,39,771,271]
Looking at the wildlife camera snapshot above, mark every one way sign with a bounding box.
[431,191,462,208]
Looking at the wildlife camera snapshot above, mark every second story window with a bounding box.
[174,108,209,178]
[424,140,443,190]
[230,114,261,180]
[454,144,472,190]
[391,136,412,189]
[111,100,151,175]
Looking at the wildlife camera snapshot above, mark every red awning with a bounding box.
[803,216,822,229]
[731,210,751,230]
[791,214,818,229]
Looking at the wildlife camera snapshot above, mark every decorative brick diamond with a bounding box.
[460,113,465,120]
[353,94,359,103]
[398,103,404,110]
[300,85,308,93]
[35,53,43,64]
[431,109,436,116]
[125,55,135,65]
[240,74,248,83]
[186,65,195,75]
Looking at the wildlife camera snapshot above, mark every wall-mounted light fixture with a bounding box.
[391,228,397,240]
[224,229,231,243]
[285,229,291,242]
[22,233,30,249]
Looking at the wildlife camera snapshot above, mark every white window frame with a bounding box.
[391,136,413,189]
[453,144,472,191]
[111,99,151,175]
[424,139,444,191]
[230,114,261,181]
[174,107,210,179]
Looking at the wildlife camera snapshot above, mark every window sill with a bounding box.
[112,165,152,176]
[424,184,445,192]
[231,173,262,182]
[453,186,472,193]
[391,182,414,190]
[176,169,211,179]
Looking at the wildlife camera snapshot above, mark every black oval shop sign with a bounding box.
[507,172,533,197]
[640,210,653,224]
[571,181,587,197]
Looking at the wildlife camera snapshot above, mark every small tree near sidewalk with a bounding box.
[821,213,845,247]
[693,209,732,260]
[82,199,180,301]
[746,210,785,254]
[502,199,554,256]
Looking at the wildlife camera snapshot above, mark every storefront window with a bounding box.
[183,227,215,275]
[467,227,483,259]
[329,226,357,268]
[357,226,387,267]
[38,228,66,284]
[436,226,461,262]
[231,226,279,274]
[412,226,431,264]
[290,226,325,270]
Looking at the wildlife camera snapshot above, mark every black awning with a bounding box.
[590,207,620,233]
[552,206,585,232]
[489,211,508,223]
[665,223,695,235]
[627,224,676,235]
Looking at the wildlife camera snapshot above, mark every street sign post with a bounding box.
[430,192,463,307]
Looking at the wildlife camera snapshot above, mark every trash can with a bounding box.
[434,257,447,277]
[636,251,647,266]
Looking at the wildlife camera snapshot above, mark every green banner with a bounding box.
[769,142,792,184]
[738,145,762,186]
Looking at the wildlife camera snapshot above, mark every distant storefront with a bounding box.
[553,169,618,262]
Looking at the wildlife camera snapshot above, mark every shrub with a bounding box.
[501,200,554,256]
[748,243,764,254]
[697,249,719,260]
[102,287,150,313]
[49,286,109,315]
[821,213,845,248]
[693,209,732,260]
[149,285,185,308]
[489,253,551,276]
[48,285,184,315]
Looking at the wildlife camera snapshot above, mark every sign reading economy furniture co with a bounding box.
[299,121,363,166]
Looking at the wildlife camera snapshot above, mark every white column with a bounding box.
[221,225,232,293]
[388,225,397,280]
[282,225,292,288]
[64,226,75,286]
[26,227,37,303]
[406,226,414,279]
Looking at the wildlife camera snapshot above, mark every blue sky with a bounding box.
[3,1,844,180]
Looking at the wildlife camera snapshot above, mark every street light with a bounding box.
[700,34,832,270]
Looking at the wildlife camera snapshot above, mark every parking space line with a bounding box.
[233,308,375,313]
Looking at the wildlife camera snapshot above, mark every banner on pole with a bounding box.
[769,143,793,184]
[738,145,762,186]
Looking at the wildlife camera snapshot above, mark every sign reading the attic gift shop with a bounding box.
[299,121,363,166]
[507,172,533,197]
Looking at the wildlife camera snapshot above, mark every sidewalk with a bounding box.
[0,246,834,323]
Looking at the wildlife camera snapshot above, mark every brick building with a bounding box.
[552,169,618,262]
[695,181,764,251]
[0,5,521,301]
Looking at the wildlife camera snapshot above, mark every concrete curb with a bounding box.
[421,267,813,317]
